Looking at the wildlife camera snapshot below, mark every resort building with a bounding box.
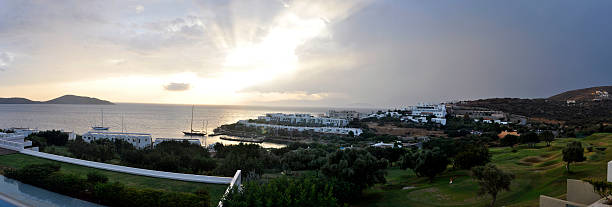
[409,103,447,118]
[371,141,402,148]
[238,120,362,136]
[153,138,201,147]
[82,131,152,149]
[257,113,349,127]
[327,110,363,120]
[8,128,38,137]
[498,131,520,139]
[365,111,402,119]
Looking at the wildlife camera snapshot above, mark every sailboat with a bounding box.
[183,105,206,136]
[92,109,110,130]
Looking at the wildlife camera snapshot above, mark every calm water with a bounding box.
[0,103,375,148]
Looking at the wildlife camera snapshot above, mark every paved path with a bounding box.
[17,150,233,184]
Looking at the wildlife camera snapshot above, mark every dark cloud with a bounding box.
[164,83,190,91]
[244,0,612,107]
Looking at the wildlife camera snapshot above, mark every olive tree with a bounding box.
[472,164,514,207]
[562,141,586,173]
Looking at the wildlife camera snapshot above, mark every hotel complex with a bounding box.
[408,103,447,118]
[82,131,153,149]
[239,120,362,136]
[366,103,449,125]
[240,113,362,135]
[257,113,349,127]
[82,131,204,149]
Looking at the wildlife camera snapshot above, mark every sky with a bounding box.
[0,0,611,108]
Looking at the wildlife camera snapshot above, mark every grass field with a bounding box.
[0,153,228,206]
[355,133,612,207]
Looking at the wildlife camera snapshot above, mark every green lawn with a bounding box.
[0,153,228,206]
[356,133,612,207]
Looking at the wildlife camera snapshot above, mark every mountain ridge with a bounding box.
[0,95,114,105]
[548,86,612,102]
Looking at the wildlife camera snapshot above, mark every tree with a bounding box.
[320,149,388,198]
[399,150,417,170]
[454,145,491,170]
[519,132,539,148]
[471,164,514,207]
[223,176,338,207]
[413,147,449,182]
[562,141,586,173]
[540,131,555,146]
[500,135,518,147]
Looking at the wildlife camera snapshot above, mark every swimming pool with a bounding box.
[0,199,16,207]
[0,175,103,207]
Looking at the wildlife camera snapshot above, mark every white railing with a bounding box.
[218,170,242,207]
[19,150,233,184]
[0,140,25,151]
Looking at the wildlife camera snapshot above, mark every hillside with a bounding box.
[0,98,39,104]
[460,98,611,125]
[44,95,113,105]
[0,95,113,105]
[549,86,612,102]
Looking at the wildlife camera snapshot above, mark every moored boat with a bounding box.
[220,136,264,143]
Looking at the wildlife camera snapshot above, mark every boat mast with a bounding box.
[190,105,194,132]
[121,113,124,133]
[101,109,104,127]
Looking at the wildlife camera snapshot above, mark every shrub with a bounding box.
[4,163,60,184]
[587,146,594,152]
[87,171,109,183]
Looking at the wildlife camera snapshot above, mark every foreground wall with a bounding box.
[539,195,587,207]
[567,179,601,205]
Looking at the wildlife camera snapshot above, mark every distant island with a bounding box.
[0,95,114,105]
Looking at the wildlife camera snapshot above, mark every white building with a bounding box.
[153,138,201,147]
[401,116,428,124]
[82,131,152,149]
[409,104,447,118]
[327,110,362,120]
[365,111,402,119]
[8,128,38,137]
[257,113,349,127]
[371,141,402,148]
[239,120,362,136]
[431,117,447,125]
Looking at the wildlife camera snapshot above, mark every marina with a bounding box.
[0,104,366,148]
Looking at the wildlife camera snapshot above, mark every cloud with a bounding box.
[135,5,144,13]
[0,52,14,71]
[107,59,126,65]
[163,83,190,91]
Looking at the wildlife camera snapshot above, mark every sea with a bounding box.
[0,103,377,148]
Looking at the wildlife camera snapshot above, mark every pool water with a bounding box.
[0,175,103,207]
